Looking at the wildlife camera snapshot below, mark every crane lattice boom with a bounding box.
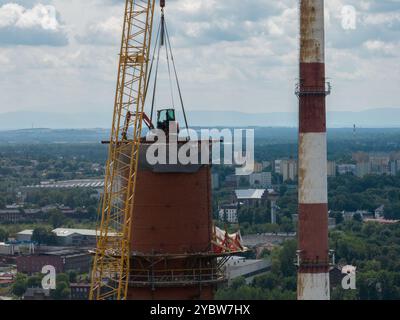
[90,0,156,300]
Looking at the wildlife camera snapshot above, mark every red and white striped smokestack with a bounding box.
[297,0,330,300]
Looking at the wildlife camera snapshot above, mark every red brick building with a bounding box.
[16,249,91,275]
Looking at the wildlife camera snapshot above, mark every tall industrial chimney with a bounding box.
[297,0,330,300]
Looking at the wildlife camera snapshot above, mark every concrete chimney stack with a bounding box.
[297,0,330,300]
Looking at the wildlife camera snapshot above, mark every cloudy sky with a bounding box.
[0,0,399,117]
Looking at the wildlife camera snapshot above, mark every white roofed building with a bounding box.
[16,228,117,247]
[52,228,107,247]
[16,230,34,242]
[234,189,276,206]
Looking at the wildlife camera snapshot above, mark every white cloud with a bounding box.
[0,51,9,64]
[77,16,122,45]
[0,3,67,46]
[0,0,399,117]
[363,40,400,56]
[363,11,400,25]
[0,3,60,30]
[178,0,215,14]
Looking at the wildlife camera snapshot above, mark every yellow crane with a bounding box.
[89,0,156,300]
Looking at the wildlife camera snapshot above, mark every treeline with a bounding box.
[331,220,400,299]
[237,205,295,235]
[0,144,107,164]
[216,221,400,300]
[329,174,400,219]
[25,189,99,209]
[276,174,400,220]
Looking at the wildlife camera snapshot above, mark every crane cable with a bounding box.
[147,7,190,136]
[150,23,162,124]
[164,14,176,110]
[164,20,190,138]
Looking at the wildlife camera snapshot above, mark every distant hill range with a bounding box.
[1,108,400,130]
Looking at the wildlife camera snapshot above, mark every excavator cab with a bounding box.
[157,109,179,133]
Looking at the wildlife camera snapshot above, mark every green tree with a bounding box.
[275,240,297,277]
[353,213,363,223]
[11,273,28,297]
[68,271,77,283]
[280,216,294,234]
[50,273,71,300]
[0,227,8,241]
[57,273,70,284]
[32,227,58,245]
[27,274,43,288]
[50,281,70,300]
[331,287,358,300]
[86,206,98,220]
[231,277,246,290]
[252,273,278,290]
[279,185,288,197]
[49,209,66,228]
[334,212,344,225]
[32,227,49,245]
